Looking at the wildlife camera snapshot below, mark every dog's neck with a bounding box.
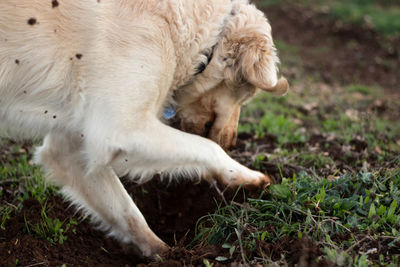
[193,45,215,76]
[193,4,237,77]
[193,6,237,78]
[164,0,235,92]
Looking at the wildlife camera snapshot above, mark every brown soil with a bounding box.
[1,4,399,267]
[261,3,400,94]
[0,180,331,267]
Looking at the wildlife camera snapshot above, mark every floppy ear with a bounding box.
[224,34,288,95]
[221,1,288,95]
[240,38,277,88]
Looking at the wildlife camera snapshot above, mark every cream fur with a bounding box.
[0,0,285,258]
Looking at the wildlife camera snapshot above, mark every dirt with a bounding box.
[0,182,329,267]
[261,3,400,94]
[1,198,141,267]
[1,4,400,267]
[52,0,59,9]
[27,18,37,26]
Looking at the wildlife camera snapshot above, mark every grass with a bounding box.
[330,0,400,38]
[24,202,77,245]
[0,143,57,205]
[238,93,307,145]
[196,169,400,265]
[0,141,60,244]
[240,79,400,151]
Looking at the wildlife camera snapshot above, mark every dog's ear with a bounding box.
[240,36,277,88]
[222,1,289,96]
[224,33,288,95]
[241,39,289,96]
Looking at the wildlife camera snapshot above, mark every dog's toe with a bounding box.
[217,167,273,190]
[240,173,272,190]
[149,243,170,262]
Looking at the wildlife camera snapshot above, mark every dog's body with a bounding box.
[0,0,287,258]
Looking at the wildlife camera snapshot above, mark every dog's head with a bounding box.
[176,0,288,149]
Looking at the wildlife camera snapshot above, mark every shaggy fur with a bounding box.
[0,0,288,258]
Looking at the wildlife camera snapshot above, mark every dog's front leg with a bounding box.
[36,133,168,258]
[110,119,271,188]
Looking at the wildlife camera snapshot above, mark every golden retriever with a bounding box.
[0,0,288,258]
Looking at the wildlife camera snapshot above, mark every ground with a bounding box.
[1,1,400,266]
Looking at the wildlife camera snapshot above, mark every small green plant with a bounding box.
[252,154,266,169]
[0,206,13,230]
[203,259,214,267]
[24,203,77,245]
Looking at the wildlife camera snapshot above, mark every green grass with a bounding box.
[24,203,77,245]
[0,141,58,235]
[196,168,400,265]
[0,142,77,245]
[240,80,400,151]
[238,93,308,145]
[330,0,400,38]
[0,206,12,230]
[346,84,377,96]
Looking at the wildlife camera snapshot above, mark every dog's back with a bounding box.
[0,1,97,137]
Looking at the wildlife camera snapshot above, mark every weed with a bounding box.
[0,141,58,228]
[24,202,77,245]
[0,206,13,230]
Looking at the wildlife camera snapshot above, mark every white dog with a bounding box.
[0,0,288,258]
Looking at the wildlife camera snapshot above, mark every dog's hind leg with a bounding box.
[35,132,168,258]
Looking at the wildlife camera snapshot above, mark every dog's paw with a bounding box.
[217,165,272,190]
[122,235,169,260]
[147,242,170,262]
